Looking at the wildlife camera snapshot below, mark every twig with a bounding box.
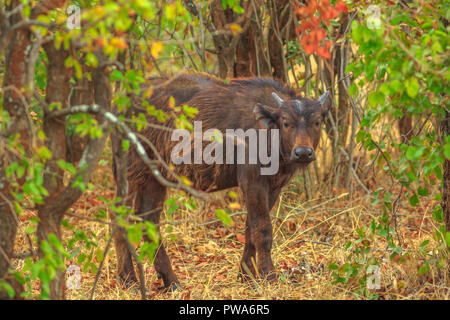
[339,147,372,195]
[197,211,247,227]
[119,227,147,299]
[89,226,117,300]
[293,239,344,250]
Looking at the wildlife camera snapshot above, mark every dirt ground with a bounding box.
[12,154,449,300]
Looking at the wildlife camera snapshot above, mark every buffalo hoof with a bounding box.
[165,282,182,292]
[263,271,277,283]
[119,274,138,289]
[237,271,256,283]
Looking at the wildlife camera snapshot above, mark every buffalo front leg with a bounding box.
[138,179,180,290]
[240,181,276,281]
[239,216,257,281]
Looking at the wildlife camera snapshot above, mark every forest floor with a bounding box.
[12,150,449,300]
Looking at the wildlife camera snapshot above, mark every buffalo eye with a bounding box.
[314,121,320,127]
[282,119,290,128]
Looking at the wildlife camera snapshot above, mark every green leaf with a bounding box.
[328,263,339,270]
[0,282,15,298]
[409,194,419,207]
[432,205,444,222]
[420,240,429,249]
[38,146,52,161]
[77,253,86,264]
[406,77,419,98]
[444,143,450,159]
[348,83,358,96]
[95,248,104,263]
[389,80,403,93]
[85,52,98,68]
[110,69,124,81]
[122,139,130,152]
[368,91,385,107]
[215,209,232,227]
[406,146,417,160]
[418,187,429,196]
[418,264,429,276]
[48,233,70,258]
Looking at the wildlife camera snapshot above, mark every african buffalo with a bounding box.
[113,72,330,289]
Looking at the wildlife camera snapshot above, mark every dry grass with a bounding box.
[11,154,449,300]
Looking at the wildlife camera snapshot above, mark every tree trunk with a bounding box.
[209,0,267,78]
[324,13,351,147]
[36,42,72,300]
[441,110,450,234]
[0,0,31,299]
[268,0,293,82]
[67,61,94,163]
[234,2,270,77]
[398,111,413,144]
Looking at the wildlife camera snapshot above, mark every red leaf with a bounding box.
[295,6,307,18]
[317,45,331,59]
[335,1,348,13]
[310,16,320,27]
[300,34,318,55]
[306,0,317,15]
[311,28,327,43]
[236,233,245,243]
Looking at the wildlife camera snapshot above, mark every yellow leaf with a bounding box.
[143,87,153,99]
[229,23,242,36]
[111,37,127,49]
[228,191,238,199]
[56,15,66,25]
[180,176,193,186]
[151,41,163,59]
[165,4,176,20]
[168,96,175,109]
[229,202,241,210]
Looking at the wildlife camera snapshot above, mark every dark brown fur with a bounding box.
[113,71,330,288]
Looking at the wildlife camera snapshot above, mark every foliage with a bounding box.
[329,0,449,297]
[295,0,348,59]
[0,0,448,300]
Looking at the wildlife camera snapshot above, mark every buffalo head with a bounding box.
[253,91,331,164]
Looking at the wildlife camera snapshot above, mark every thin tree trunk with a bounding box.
[398,110,413,144]
[67,61,94,163]
[441,110,450,234]
[268,0,292,82]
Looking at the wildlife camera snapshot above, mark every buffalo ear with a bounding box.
[318,91,331,117]
[253,103,278,129]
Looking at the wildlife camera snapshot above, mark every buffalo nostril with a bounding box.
[294,147,315,162]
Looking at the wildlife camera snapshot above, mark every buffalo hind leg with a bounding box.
[112,189,138,286]
[113,227,137,286]
[138,179,180,290]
